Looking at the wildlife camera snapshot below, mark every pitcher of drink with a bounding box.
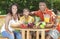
[44,14,50,23]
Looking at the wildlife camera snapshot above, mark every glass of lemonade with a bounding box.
[44,14,50,23]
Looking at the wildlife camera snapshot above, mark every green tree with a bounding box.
[0,0,60,15]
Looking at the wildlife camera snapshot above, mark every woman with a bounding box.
[1,3,22,39]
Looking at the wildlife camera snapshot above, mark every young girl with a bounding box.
[1,3,22,39]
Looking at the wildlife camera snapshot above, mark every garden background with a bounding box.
[0,0,60,15]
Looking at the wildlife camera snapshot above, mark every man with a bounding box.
[31,2,56,24]
[31,2,58,39]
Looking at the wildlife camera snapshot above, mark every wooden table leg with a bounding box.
[27,30,30,39]
[36,31,39,39]
[41,30,45,39]
[22,30,25,39]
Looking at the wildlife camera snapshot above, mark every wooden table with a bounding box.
[13,28,52,39]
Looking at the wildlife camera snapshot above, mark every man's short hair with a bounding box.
[39,1,46,4]
[39,2,47,6]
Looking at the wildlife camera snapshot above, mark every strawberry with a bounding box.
[20,24,27,29]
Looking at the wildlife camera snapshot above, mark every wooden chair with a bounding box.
[0,15,8,39]
[58,37,60,39]
[0,37,8,39]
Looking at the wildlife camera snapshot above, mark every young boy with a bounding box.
[20,8,34,28]
[19,8,34,39]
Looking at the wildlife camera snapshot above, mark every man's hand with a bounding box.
[31,11,35,14]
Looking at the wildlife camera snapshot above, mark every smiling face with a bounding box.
[23,9,30,16]
[12,5,18,15]
[39,2,47,11]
